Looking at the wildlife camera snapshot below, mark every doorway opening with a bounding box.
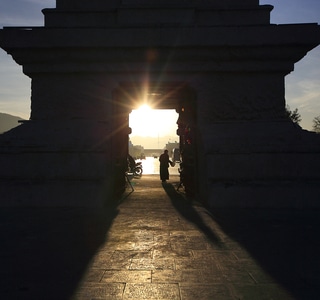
[129,107,180,175]
[112,82,197,196]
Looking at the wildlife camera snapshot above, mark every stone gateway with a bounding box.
[1,0,320,207]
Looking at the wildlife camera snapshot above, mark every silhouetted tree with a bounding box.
[312,115,320,133]
[285,105,301,125]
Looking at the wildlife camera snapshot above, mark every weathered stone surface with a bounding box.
[102,270,152,283]
[123,283,180,300]
[180,284,233,300]
[152,269,223,285]
[72,283,125,300]
[130,258,175,270]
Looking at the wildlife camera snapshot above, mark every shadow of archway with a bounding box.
[162,182,221,246]
[210,208,320,299]
[0,206,119,299]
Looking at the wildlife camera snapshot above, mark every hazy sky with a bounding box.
[0,0,320,135]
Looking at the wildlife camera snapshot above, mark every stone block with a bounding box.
[123,283,180,300]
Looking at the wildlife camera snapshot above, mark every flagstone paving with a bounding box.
[0,175,319,299]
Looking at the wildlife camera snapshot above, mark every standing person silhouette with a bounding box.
[159,149,173,183]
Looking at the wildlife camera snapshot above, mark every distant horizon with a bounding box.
[130,134,179,149]
[0,110,179,148]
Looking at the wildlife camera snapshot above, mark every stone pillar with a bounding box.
[0,47,121,206]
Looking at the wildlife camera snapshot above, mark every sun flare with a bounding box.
[138,104,152,112]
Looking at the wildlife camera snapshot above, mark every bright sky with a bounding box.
[129,106,178,137]
[0,0,320,135]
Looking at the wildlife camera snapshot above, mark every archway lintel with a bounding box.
[115,81,195,111]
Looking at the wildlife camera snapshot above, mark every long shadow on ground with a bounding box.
[162,183,222,246]
[0,206,118,300]
[210,208,320,300]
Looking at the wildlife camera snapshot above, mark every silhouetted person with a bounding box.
[159,149,172,183]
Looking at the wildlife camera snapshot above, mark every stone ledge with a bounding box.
[2,24,319,49]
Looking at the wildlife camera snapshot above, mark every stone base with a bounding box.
[0,179,114,207]
[203,121,320,208]
[207,180,320,208]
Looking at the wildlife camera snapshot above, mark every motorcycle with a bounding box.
[128,155,143,177]
[133,161,143,176]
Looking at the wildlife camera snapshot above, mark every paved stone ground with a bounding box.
[0,175,319,299]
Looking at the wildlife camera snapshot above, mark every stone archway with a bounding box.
[1,0,320,207]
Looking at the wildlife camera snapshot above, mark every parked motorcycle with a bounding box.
[128,155,143,176]
[133,161,143,176]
